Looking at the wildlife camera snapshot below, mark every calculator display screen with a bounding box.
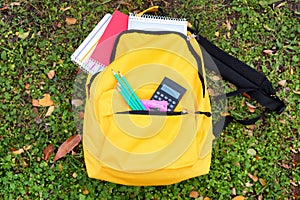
[161,84,180,99]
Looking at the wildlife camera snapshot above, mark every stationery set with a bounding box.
[71,10,188,111]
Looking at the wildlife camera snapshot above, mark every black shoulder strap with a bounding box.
[193,33,285,114]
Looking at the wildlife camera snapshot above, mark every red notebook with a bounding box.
[87,10,128,74]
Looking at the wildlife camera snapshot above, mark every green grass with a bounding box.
[0,0,299,199]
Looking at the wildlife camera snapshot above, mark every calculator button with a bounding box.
[170,105,174,109]
[157,91,160,95]
[154,95,158,99]
[168,99,172,103]
[167,108,171,112]
[158,97,162,100]
[160,94,164,97]
[164,96,168,100]
[172,101,176,105]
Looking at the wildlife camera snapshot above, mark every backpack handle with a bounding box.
[137,6,164,17]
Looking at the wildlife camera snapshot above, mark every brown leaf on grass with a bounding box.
[293,187,300,197]
[39,94,54,107]
[242,92,251,100]
[47,70,55,79]
[225,19,232,30]
[247,172,258,182]
[281,162,290,169]
[72,99,83,107]
[232,187,236,195]
[43,144,55,161]
[290,179,298,187]
[78,111,84,119]
[32,99,40,107]
[290,146,298,154]
[232,196,245,200]
[60,6,71,12]
[53,134,81,162]
[65,17,77,25]
[245,182,254,187]
[278,80,286,86]
[189,191,199,198]
[25,83,30,90]
[220,112,230,117]
[263,49,273,55]
[246,102,256,113]
[293,153,300,165]
[82,188,89,195]
[13,148,24,155]
[10,2,21,6]
[45,106,55,117]
[0,5,8,11]
[247,148,257,156]
[293,90,300,95]
[259,178,267,186]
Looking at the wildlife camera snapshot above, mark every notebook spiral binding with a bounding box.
[129,13,186,23]
[84,58,106,75]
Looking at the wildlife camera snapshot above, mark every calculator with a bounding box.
[151,77,187,112]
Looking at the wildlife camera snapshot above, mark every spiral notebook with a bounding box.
[86,11,128,74]
[128,13,187,35]
[70,14,112,72]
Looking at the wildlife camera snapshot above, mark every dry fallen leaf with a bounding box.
[246,102,256,113]
[45,106,55,117]
[293,90,300,95]
[82,188,89,195]
[278,80,286,86]
[53,134,82,162]
[17,31,30,39]
[13,148,24,155]
[220,112,230,117]
[242,92,251,100]
[232,196,245,200]
[47,70,55,79]
[293,187,300,197]
[32,99,40,107]
[78,111,84,119]
[72,172,77,178]
[232,187,236,195]
[212,75,221,81]
[259,178,267,186]
[43,144,55,161]
[263,49,273,55]
[39,94,54,107]
[245,182,254,187]
[247,148,257,156]
[10,2,21,6]
[65,17,77,25]
[60,6,71,12]
[189,191,199,198]
[72,99,83,107]
[293,153,300,165]
[248,172,258,182]
[225,19,232,30]
[23,145,31,151]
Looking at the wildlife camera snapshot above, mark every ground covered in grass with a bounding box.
[0,0,299,199]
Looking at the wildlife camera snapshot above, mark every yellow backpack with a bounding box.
[83,30,215,186]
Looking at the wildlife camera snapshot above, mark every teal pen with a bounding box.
[112,69,141,110]
[118,71,147,111]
